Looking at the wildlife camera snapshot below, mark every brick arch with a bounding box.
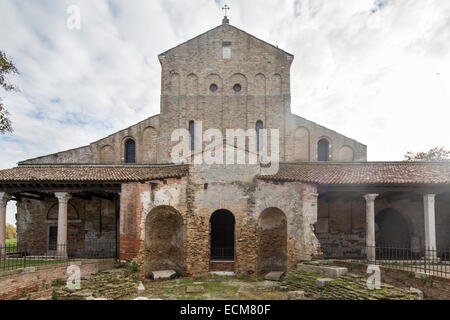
[144,205,184,277]
[169,72,180,95]
[375,208,412,247]
[317,136,332,161]
[100,145,114,164]
[338,145,354,162]
[257,207,287,274]
[254,73,266,95]
[228,73,247,94]
[270,74,282,95]
[186,73,198,95]
[47,202,80,221]
[205,73,223,95]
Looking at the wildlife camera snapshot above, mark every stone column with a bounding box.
[55,192,71,257]
[364,194,378,262]
[0,193,12,255]
[423,194,437,259]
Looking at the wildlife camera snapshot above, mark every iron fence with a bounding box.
[367,244,450,278]
[0,240,117,272]
[211,247,234,260]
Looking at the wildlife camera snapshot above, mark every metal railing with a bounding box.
[0,241,117,272]
[367,244,450,278]
[211,247,234,260]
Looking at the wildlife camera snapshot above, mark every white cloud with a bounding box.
[0,0,449,174]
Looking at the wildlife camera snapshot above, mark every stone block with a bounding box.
[186,286,205,293]
[409,287,424,300]
[151,270,178,280]
[287,290,305,300]
[414,272,428,279]
[264,271,284,281]
[297,263,347,278]
[137,282,145,294]
[315,278,333,287]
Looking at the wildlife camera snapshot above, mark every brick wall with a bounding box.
[0,259,114,300]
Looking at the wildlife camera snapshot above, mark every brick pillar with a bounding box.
[423,194,437,259]
[55,192,71,258]
[0,192,12,255]
[364,194,378,262]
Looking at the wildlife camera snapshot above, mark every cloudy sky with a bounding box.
[1,0,450,223]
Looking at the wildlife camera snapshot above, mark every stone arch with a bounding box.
[124,138,136,163]
[100,145,114,164]
[169,72,180,95]
[47,202,79,221]
[206,73,223,95]
[254,73,266,95]
[375,208,412,247]
[258,207,287,274]
[339,146,354,162]
[210,209,235,260]
[144,206,184,277]
[186,73,198,96]
[317,136,332,161]
[294,127,310,161]
[228,73,247,94]
[142,126,157,163]
[270,74,282,95]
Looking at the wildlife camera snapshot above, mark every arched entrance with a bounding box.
[258,207,287,275]
[210,210,235,261]
[375,208,411,246]
[144,206,184,277]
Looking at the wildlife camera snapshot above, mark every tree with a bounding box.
[0,50,19,134]
[404,147,450,161]
[6,223,17,240]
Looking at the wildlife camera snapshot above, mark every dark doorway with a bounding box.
[210,210,235,260]
[48,226,57,251]
[375,208,411,246]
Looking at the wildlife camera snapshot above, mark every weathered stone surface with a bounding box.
[409,287,424,300]
[415,272,428,279]
[297,264,348,278]
[264,271,285,281]
[151,270,177,280]
[315,278,333,287]
[133,296,150,300]
[137,282,145,294]
[287,290,305,300]
[186,286,205,293]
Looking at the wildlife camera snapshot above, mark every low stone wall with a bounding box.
[0,259,114,300]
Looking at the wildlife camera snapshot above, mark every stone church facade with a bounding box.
[0,19,449,277]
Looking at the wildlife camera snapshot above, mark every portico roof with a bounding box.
[259,162,450,185]
[0,164,189,184]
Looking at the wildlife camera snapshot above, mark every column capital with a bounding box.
[364,194,379,203]
[55,192,71,203]
[0,192,12,206]
[423,194,435,201]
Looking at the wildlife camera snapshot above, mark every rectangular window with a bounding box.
[222,42,231,59]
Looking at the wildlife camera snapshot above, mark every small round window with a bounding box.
[233,84,242,93]
[210,84,218,93]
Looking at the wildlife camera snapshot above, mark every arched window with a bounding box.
[256,120,263,152]
[189,121,195,151]
[125,139,136,163]
[317,138,329,161]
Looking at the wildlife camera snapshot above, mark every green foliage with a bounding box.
[404,147,450,161]
[0,50,19,134]
[6,224,16,239]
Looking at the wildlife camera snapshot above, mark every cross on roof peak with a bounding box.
[222,4,230,24]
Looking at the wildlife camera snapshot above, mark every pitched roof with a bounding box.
[258,162,450,185]
[0,164,189,183]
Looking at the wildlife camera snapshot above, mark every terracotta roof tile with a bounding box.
[0,164,189,183]
[258,162,450,185]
